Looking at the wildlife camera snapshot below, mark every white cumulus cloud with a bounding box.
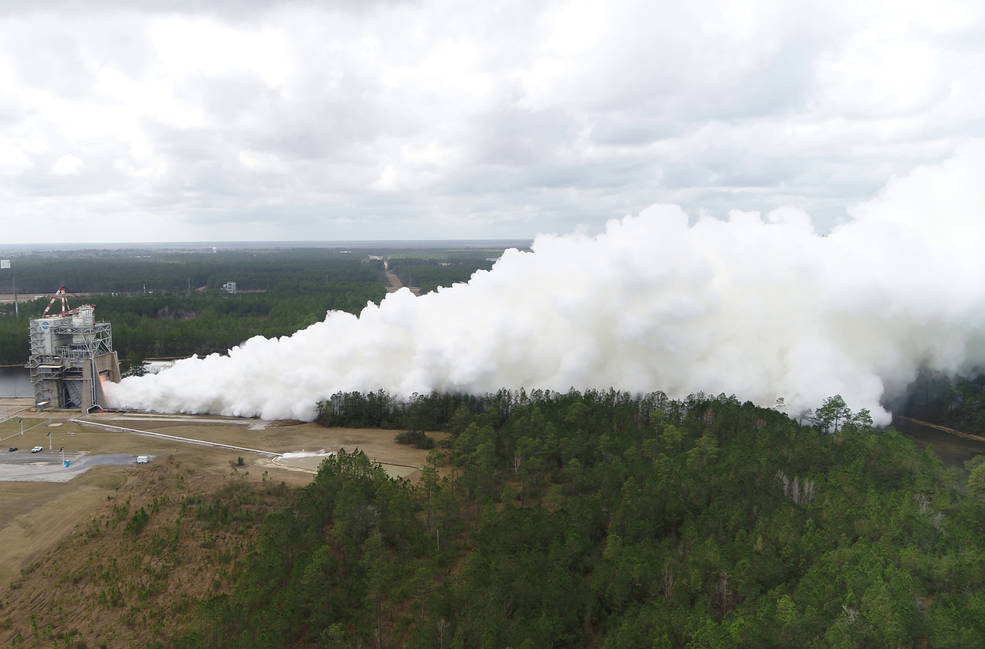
[107,144,985,423]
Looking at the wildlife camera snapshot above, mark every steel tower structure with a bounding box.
[25,286,120,412]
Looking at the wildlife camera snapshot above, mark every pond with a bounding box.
[0,366,31,398]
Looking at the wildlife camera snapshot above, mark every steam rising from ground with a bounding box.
[108,144,985,424]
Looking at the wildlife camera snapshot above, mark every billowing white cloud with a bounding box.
[108,144,985,422]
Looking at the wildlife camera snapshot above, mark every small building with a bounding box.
[221,281,237,294]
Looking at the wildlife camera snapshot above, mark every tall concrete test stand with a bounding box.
[25,286,120,412]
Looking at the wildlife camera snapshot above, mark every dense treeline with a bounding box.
[95,289,384,368]
[388,256,496,294]
[0,249,383,294]
[174,390,985,648]
[316,389,488,430]
[0,288,385,367]
[899,370,985,435]
[1,248,517,366]
[0,249,388,365]
[0,288,384,366]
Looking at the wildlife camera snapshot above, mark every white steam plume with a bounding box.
[107,143,985,424]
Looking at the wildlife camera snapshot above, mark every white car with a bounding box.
[136,455,149,464]
[30,446,43,453]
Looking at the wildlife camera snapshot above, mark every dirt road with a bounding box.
[898,416,985,443]
[383,259,421,295]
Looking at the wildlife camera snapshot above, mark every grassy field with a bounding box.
[0,399,440,596]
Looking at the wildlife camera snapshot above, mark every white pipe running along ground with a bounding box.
[69,418,279,457]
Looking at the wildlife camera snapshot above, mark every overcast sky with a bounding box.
[0,0,982,243]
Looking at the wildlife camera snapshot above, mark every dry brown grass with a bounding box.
[0,403,443,647]
[0,459,294,648]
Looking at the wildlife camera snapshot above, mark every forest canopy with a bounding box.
[0,247,514,366]
[164,389,985,649]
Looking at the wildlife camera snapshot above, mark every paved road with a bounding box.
[0,452,149,483]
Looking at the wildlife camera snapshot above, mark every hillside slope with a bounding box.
[0,460,294,648]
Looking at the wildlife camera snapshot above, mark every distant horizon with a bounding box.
[0,239,535,253]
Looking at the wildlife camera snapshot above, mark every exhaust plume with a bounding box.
[107,144,985,424]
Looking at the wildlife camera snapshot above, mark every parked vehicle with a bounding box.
[136,455,149,464]
[8,447,17,452]
[30,446,43,453]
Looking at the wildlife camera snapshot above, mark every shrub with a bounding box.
[394,430,435,449]
[126,507,151,536]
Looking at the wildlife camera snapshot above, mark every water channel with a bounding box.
[0,366,31,398]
